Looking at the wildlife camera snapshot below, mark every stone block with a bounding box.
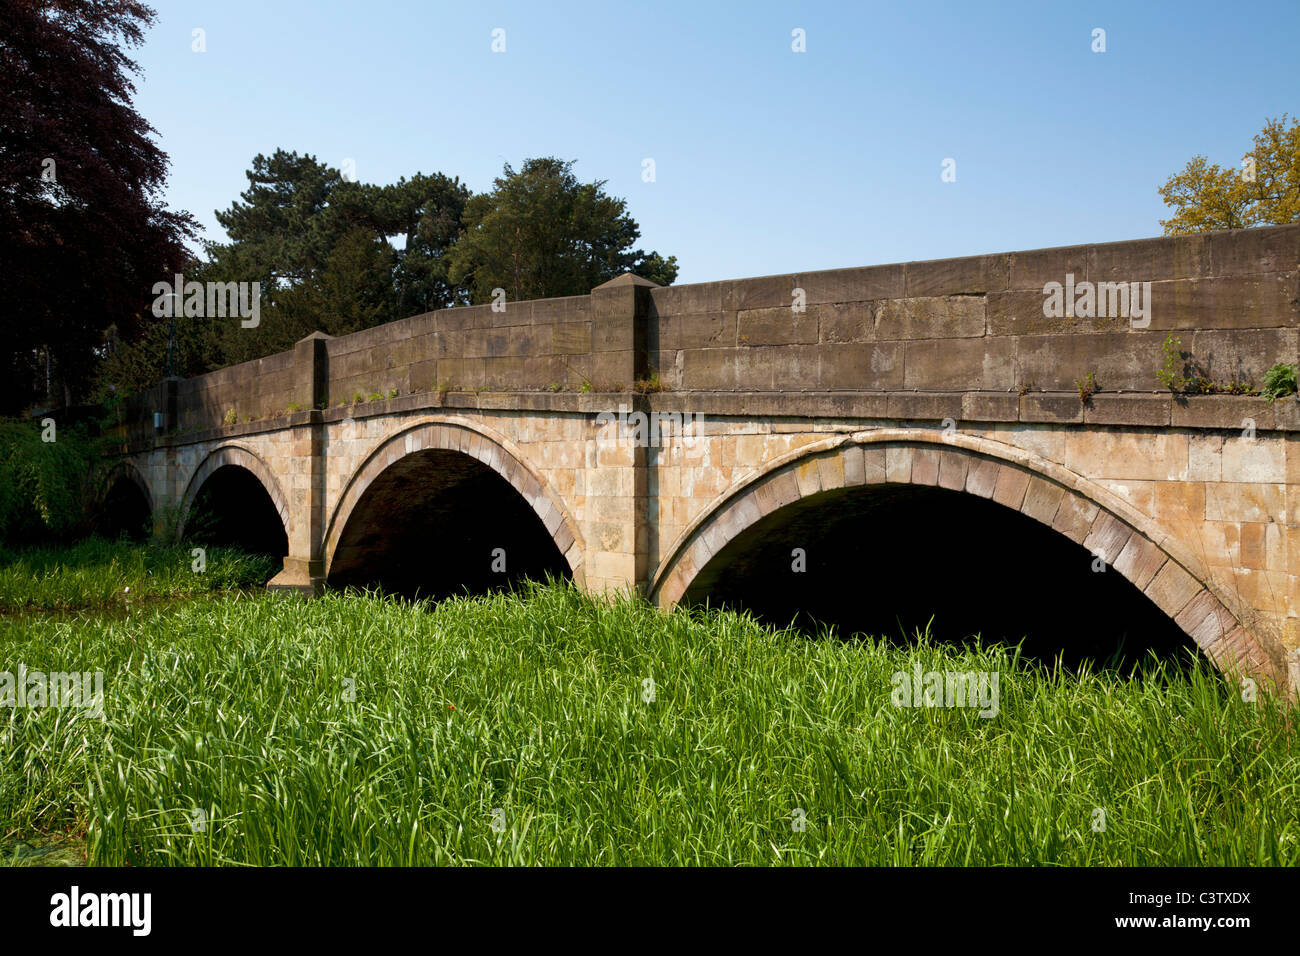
[1171,396,1274,431]
[904,253,1010,296]
[991,464,1030,510]
[1144,560,1202,618]
[1084,394,1171,427]
[911,447,940,486]
[737,307,819,346]
[1020,393,1083,424]
[964,456,1001,498]
[1082,510,1132,566]
[1021,475,1065,525]
[1087,233,1210,283]
[819,344,880,389]
[1204,223,1299,276]
[1113,534,1165,590]
[936,449,969,491]
[1052,491,1099,544]
[903,337,1015,390]
[795,263,906,303]
[886,445,913,483]
[962,392,1020,422]
[875,295,986,339]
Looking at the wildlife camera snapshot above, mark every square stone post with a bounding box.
[586,274,656,596]
[268,332,331,594]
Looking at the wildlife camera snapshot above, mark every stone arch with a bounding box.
[99,459,154,513]
[179,444,291,541]
[651,428,1285,690]
[324,419,585,586]
[95,459,154,539]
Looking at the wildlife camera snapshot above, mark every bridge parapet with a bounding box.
[650,223,1298,400]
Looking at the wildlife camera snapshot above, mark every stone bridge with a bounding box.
[108,224,1300,694]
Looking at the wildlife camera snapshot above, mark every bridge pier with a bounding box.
[266,332,332,595]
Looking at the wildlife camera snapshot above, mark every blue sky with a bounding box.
[134,0,1299,284]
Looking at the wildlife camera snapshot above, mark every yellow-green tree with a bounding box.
[1158,115,1300,234]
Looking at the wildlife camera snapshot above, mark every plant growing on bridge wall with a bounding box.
[1156,333,1264,396]
[1074,372,1097,405]
[632,369,665,394]
[223,408,237,427]
[1260,362,1298,402]
[1156,334,1189,392]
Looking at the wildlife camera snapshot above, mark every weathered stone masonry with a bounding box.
[114,224,1300,694]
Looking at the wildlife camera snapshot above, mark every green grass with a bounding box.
[0,538,279,612]
[2,564,1297,866]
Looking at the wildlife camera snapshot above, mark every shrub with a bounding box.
[0,419,99,545]
[1260,363,1298,403]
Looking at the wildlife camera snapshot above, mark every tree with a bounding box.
[205,151,469,313]
[370,173,472,315]
[99,152,471,393]
[0,0,196,414]
[1159,115,1300,234]
[209,149,346,288]
[277,227,400,340]
[446,157,678,303]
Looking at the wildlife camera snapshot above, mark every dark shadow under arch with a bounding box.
[327,448,571,600]
[185,464,288,559]
[685,481,1193,672]
[96,473,152,542]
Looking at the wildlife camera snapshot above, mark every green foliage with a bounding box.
[1073,372,1097,404]
[0,539,278,612]
[633,369,665,394]
[446,157,678,304]
[1260,363,1298,403]
[223,408,237,426]
[1156,334,1188,391]
[2,578,1296,865]
[1156,334,1266,396]
[92,152,677,401]
[96,152,472,397]
[0,419,100,545]
[1181,377,1258,396]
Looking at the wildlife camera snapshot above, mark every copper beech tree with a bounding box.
[0,0,196,413]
